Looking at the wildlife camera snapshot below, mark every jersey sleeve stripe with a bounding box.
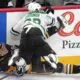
[10,27,20,36]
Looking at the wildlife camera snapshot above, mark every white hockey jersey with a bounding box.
[10,11,55,37]
[10,10,68,38]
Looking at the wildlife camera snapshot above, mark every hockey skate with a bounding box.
[14,57,30,76]
[43,54,57,72]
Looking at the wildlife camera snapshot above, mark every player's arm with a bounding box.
[57,15,69,29]
[47,14,69,36]
[46,13,60,36]
[45,7,68,36]
[44,7,59,36]
[47,26,58,36]
[10,15,26,36]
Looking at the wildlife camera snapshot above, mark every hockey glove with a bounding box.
[57,17,65,29]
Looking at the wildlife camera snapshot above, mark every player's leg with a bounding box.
[8,48,19,66]
[14,57,30,76]
[43,52,57,70]
[34,36,57,71]
[56,62,80,74]
[8,48,30,76]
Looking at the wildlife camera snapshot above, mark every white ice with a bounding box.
[0,73,80,80]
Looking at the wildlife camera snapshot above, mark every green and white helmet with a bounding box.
[28,2,41,11]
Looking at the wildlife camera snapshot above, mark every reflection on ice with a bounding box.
[0,73,80,80]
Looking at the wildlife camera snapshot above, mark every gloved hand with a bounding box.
[57,16,69,30]
[57,17,65,29]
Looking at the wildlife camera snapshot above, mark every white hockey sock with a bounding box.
[8,49,19,66]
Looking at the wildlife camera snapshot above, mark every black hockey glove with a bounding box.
[47,26,58,36]
[57,17,65,29]
[57,17,65,32]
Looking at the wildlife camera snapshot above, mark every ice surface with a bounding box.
[0,73,80,80]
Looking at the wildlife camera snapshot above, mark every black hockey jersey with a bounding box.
[0,44,12,71]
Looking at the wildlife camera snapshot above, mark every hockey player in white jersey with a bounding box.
[8,2,67,75]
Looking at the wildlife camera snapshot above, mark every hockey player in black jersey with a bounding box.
[0,43,11,71]
[0,43,16,73]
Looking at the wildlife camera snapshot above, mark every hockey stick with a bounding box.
[0,71,16,80]
[0,74,9,80]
